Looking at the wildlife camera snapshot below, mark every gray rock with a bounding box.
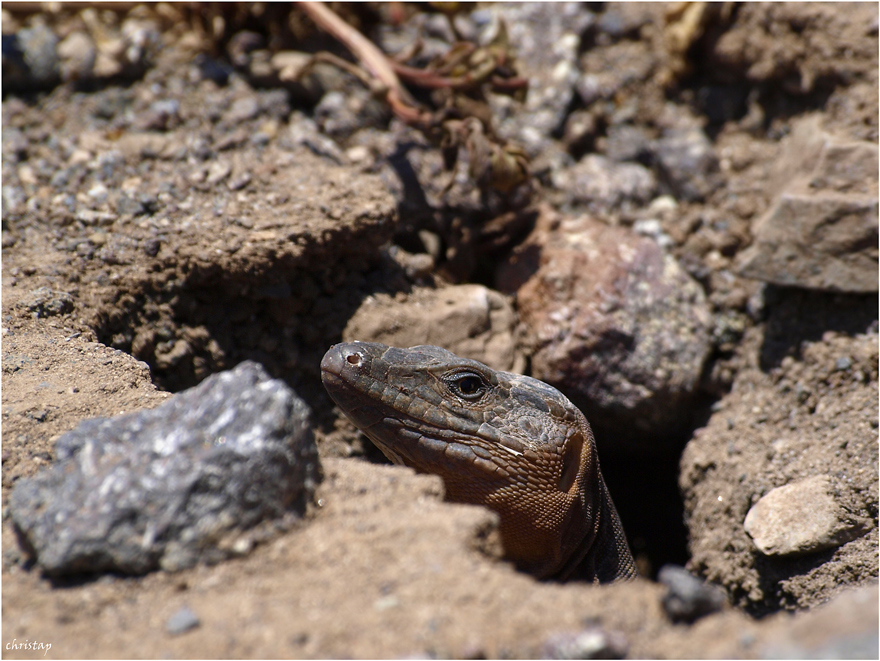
[16,287,75,318]
[314,89,388,140]
[653,125,719,201]
[166,606,201,635]
[281,112,345,164]
[498,207,712,452]
[343,284,525,374]
[3,22,59,91]
[658,564,726,624]
[552,154,657,212]
[744,476,872,556]
[738,116,879,293]
[10,361,320,576]
[491,3,594,153]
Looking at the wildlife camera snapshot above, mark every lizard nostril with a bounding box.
[346,352,362,366]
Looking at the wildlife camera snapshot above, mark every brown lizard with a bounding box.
[321,341,637,583]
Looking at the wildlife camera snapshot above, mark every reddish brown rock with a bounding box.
[498,207,712,453]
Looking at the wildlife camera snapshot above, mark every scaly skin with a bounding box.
[321,341,637,583]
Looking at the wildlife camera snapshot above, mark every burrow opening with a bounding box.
[89,252,695,581]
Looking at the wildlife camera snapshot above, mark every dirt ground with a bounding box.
[2,2,878,659]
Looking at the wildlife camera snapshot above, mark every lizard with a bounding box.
[321,341,637,583]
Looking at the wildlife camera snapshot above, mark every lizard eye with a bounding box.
[446,373,488,401]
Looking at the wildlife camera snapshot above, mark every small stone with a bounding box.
[116,133,169,159]
[166,606,200,635]
[75,209,117,226]
[552,154,656,212]
[744,476,872,556]
[653,125,719,201]
[8,23,59,90]
[224,96,260,124]
[206,161,232,185]
[658,564,726,624]
[57,30,96,81]
[16,287,75,318]
[835,356,853,371]
[542,626,629,659]
[227,172,252,191]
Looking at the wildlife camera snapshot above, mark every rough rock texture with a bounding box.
[551,154,657,213]
[744,475,873,557]
[492,3,594,154]
[738,115,879,292]
[653,118,719,202]
[10,361,319,576]
[681,323,878,614]
[15,286,75,318]
[498,207,713,453]
[342,284,524,373]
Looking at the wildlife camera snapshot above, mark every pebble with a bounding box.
[57,30,96,81]
[542,626,629,659]
[654,125,719,201]
[16,287,75,318]
[658,564,726,624]
[206,161,231,185]
[7,22,59,90]
[224,96,260,124]
[744,476,872,556]
[166,606,200,635]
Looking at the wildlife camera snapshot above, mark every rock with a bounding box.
[497,207,712,452]
[166,606,200,635]
[744,475,872,557]
[653,124,719,202]
[3,22,59,91]
[16,287,75,318]
[542,625,629,659]
[491,3,595,154]
[343,284,524,373]
[314,89,389,140]
[576,40,655,108]
[281,111,345,163]
[552,154,656,212]
[658,564,726,624]
[116,133,172,159]
[738,116,879,293]
[10,361,320,576]
[223,96,260,125]
[56,30,96,82]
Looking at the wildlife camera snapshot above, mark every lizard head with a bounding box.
[321,341,603,579]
